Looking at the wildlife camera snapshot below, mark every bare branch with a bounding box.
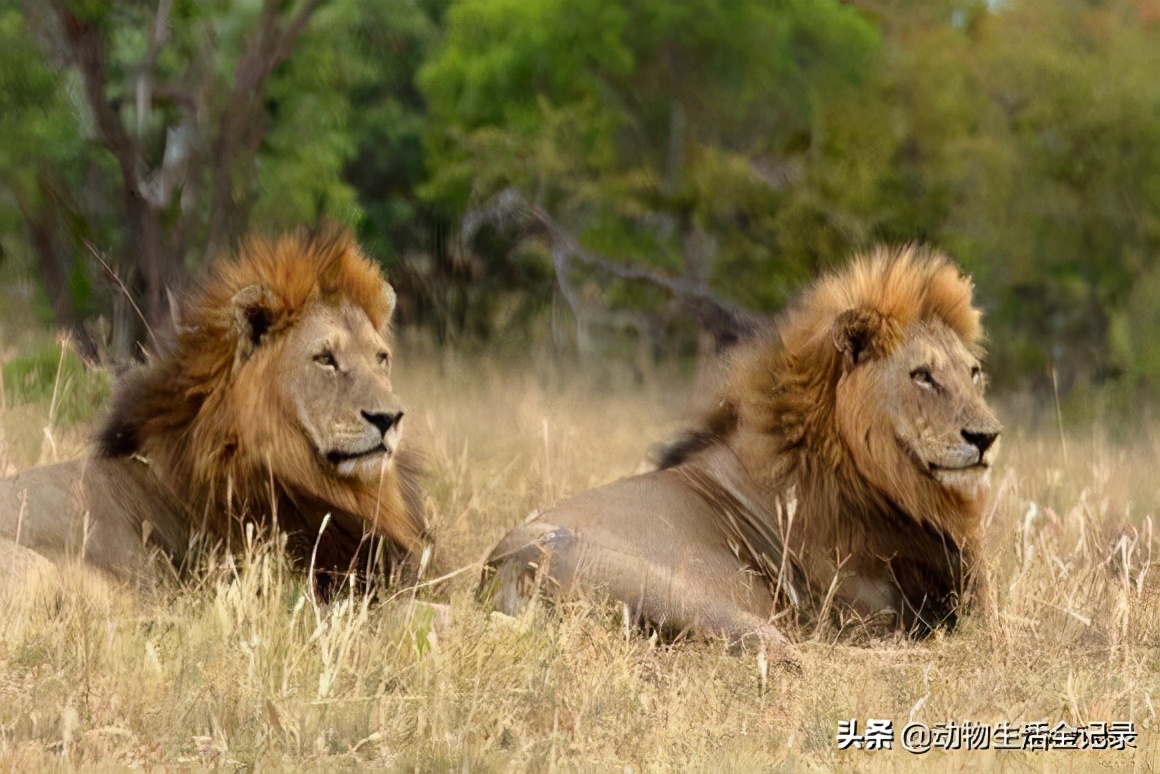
[132,0,194,211]
[233,0,325,98]
[465,188,764,347]
[270,0,326,76]
[85,241,155,350]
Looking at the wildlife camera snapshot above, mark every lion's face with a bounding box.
[276,300,403,481]
[836,318,1001,509]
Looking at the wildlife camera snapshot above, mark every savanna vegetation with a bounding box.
[0,344,1156,769]
[1,0,1159,769]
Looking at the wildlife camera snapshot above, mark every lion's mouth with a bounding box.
[325,444,388,466]
[928,461,988,474]
[896,436,991,480]
[929,461,993,498]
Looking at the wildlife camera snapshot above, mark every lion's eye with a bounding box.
[314,351,337,369]
[911,367,935,389]
[971,365,983,384]
[377,351,391,368]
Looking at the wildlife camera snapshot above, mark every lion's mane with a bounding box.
[660,245,988,631]
[96,226,425,573]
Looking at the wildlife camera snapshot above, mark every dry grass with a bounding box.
[0,341,1157,771]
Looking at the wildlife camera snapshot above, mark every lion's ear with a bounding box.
[833,308,889,369]
[381,281,397,327]
[232,284,280,361]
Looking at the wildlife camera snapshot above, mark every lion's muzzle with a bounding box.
[362,409,403,438]
[961,428,998,457]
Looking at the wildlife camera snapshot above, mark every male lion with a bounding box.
[481,246,1001,642]
[0,226,426,586]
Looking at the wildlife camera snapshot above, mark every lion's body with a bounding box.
[0,456,187,581]
[488,444,785,642]
[0,227,426,584]
[482,246,1001,641]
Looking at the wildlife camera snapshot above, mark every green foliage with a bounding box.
[7,0,1160,398]
[0,9,81,192]
[420,0,878,205]
[0,5,107,314]
[342,0,442,264]
[0,0,397,354]
[958,1,1160,391]
[419,0,879,336]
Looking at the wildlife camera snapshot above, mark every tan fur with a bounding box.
[0,225,426,585]
[482,245,1000,640]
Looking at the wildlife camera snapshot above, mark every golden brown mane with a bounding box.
[729,245,980,460]
[660,245,990,631]
[664,246,981,461]
[96,225,424,574]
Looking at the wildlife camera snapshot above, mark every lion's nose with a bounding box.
[961,428,998,456]
[363,410,403,437]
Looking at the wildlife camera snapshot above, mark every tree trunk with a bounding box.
[20,181,99,362]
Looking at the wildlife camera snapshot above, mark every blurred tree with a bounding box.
[419,0,879,351]
[948,0,1160,393]
[2,0,362,359]
[338,0,469,339]
[0,5,107,356]
[6,0,1160,402]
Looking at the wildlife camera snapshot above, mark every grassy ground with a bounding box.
[0,339,1157,771]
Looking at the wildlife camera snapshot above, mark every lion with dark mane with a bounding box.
[0,226,426,585]
[481,246,1001,642]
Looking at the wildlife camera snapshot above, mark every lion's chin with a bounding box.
[328,446,393,479]
[931,465,991,499]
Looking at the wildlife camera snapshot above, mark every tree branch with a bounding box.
[136,0,173,139]
[38,0,142,198]
[204,0,326,259]
[465,188,764,347]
